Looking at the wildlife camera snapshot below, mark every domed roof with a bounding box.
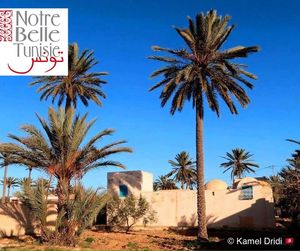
[205,179,228,191]
[235,177,258,189]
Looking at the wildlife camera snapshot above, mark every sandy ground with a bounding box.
[81,229,198,250]
[0,228,299,250]
[0,229,205,250]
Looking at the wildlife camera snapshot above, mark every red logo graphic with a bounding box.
[284,237,294,245]
[0,10,12,42]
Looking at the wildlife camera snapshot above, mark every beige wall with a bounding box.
[107,172,275,229]
[141,172,154,193]
[0,202,33,236]
[0,172,275,236]
[205,184,275,228]
[140,185,275,229]
[0,197,58,237]
[141,190,197,227]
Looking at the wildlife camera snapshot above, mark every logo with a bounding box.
[0,8,68,76]
[284,237,294,245]
[0,10,13,42]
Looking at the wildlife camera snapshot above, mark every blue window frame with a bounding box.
[119,185,128,197]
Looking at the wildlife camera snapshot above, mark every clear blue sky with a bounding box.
[1,0,300,195]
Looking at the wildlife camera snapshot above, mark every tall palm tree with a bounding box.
[0,107,132,239]
[220,148,259,182]
[1,177,19,197]
[0,153,13,203]
[30,43,108,111]
[153,175,178,191]
[149,10,259,240]
[167,151,196,189]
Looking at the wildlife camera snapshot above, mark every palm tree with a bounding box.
[280,140,300,225]
[32,178,54,191]
[278,163,300,227]
[0,107,132,196]
[0,153,13,203]
[287,139,300,145]
[268,175,282,205]
[153,175,178,191]
[0,107,132,241]
[149,10,259,240]
[18,177,32,187]
[1,177,19,197]
[30,43,108,111]
[167,151,196,189]
[26,166,33,180]
[220,148,259,182]
[287,139,300,167]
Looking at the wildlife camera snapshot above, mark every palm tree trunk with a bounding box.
[56,178,77,245]
[46,175,53,200]
[196,108,208,241]
[1,164,8,204]
[65,96,72,112]
[28,168,32,180]
[56,179,68,213]
[7,186,10,198]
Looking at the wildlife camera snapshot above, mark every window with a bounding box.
[119,185,128,197]
[239,185,253,200]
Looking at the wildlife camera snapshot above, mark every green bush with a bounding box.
[107,194,156,233]
[85,237,95,243]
